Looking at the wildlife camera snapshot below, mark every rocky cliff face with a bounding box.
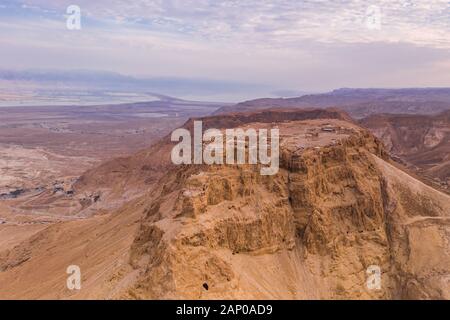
[124,122,449,299]
[68,109,354,216]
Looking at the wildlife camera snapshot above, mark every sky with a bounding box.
[0,0,449,101]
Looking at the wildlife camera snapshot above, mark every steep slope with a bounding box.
[0,201,143,299]
[0,112,448,300]
[371,156,450,299]
[361,111,450,191]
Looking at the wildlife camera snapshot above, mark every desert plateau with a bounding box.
[0,102,449,300]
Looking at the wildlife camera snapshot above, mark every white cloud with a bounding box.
[14,0,449,47]
[0,0,449,95]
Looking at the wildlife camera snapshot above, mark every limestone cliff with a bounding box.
[124,121,449,299]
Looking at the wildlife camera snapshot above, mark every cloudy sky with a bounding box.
[0,0,449,101]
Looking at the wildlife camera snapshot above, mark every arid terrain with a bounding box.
[2,0,450,303]
[0,103,448,299]
[361,111,450,193]
[0,98,224,253]
[0,98,224,190]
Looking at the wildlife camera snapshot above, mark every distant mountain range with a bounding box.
[215,88,450,118]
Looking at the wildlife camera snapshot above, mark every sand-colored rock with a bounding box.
[0,111,448,300]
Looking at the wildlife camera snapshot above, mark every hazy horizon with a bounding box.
[1,0,450,103]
